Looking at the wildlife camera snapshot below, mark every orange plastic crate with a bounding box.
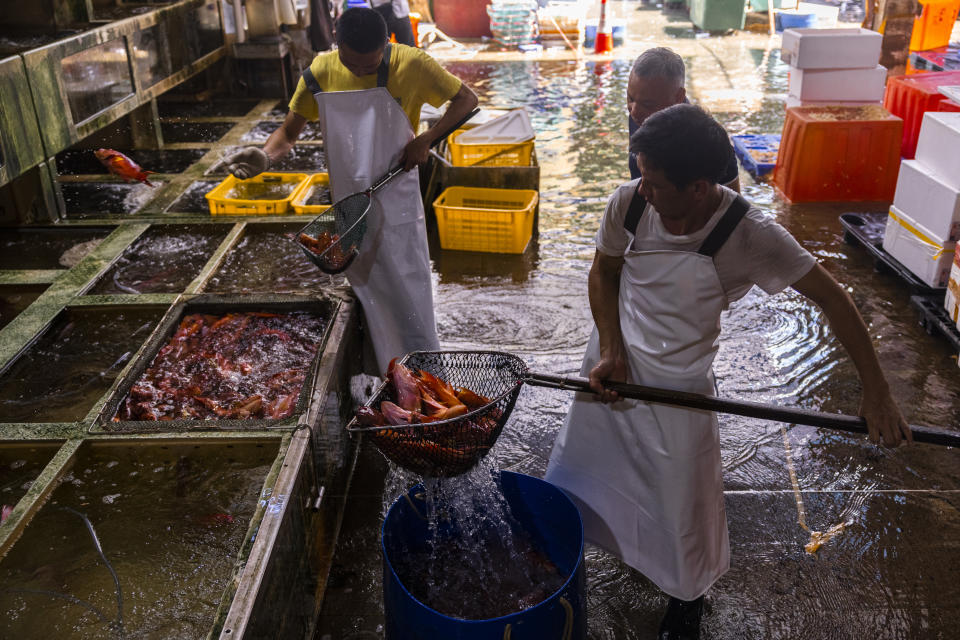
[773,105,903,203]
[909,0,960,52]
[883,70,960,158]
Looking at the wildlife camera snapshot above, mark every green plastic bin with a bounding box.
[690,0,747,30]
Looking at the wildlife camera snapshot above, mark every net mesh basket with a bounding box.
[346,351,528,477]
[296,192,370,274]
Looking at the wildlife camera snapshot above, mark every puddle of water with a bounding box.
[242,121,323,143]
[157,99,260,118]
[0,443,60,513]
[56,149,207,176]
[0,285,48,331]
[114,310,327,422]
[0,227,112,270]
[0,307,163,423]
[61,182,164,217]
[160,121,235,143]
[223,181,299,200]
[0,440,277,639]
[165,180,221,213]
[204,224,328,294]
[88,224,228,295]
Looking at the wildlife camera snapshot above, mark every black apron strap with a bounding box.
[623,187,647,236]
[697,195,751,257]
[301,65,323,95]
[377,43,392,88]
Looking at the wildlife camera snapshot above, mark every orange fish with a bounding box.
[94,148,155,186]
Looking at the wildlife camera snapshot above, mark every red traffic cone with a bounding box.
[594,0,613,54]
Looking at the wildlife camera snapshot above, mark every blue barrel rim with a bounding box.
[380,470,585,625]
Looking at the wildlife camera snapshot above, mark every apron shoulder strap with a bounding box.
[301,65,323,94]
[623,185,647,236]
[697,194,750,257]
[377,43,392,88]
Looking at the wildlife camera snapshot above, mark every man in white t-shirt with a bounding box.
[545,104,910,640]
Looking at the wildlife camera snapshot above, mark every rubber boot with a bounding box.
[657,595,703,640]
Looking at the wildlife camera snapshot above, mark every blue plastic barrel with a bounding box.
[382,471,587,640]
[776,11,817,31]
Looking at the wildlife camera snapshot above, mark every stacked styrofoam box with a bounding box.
[781,28,886,107]
[884,111,960,289]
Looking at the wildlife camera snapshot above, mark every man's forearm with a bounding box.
[589,254,626,357]
[422,84,479,145]
[263,112,306,164]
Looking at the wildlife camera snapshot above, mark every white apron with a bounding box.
[546,190,748,601]
[306,52,439,374]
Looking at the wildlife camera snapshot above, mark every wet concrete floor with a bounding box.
[316,3,960,639]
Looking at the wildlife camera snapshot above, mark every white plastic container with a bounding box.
[915,112,960,190]
[795,2,839,28]
[788,64,887,101]
[458,109,535,144]
[893,159,960,243]
[780,28,882,70]
[882,205,956,288]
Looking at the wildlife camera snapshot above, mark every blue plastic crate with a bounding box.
[732,133,780,178]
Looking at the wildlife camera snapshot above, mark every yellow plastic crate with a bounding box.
[446,129,535,167]
[432,186,538,254]
[290,173,332,215]
[205,172,309,215]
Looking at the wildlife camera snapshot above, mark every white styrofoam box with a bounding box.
[883,205,957,288]
[458,109,534,144]
[915,112,960,190]
[788,65,887,102]
[893,159,960,243]
[796,2,839,28]
[785,96,880,108]
[780,28,882,70]
[939,85,960,104]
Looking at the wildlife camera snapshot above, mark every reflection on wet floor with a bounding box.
[61,181,162,216]
[0,285,48,331]
[55,148,208,176]
[0,227,112,269]
[321,26,960,638]
[88,224,227,294]
[160,121,235,143]
[0,307,163,423]
[0,441,277,639]
[204,224,329,294]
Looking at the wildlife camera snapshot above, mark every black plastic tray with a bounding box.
[909,294,960,352]
[839,213,946,296]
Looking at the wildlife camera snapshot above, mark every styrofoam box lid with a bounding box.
[781,27,882,70]
[938,85,960,104]
[457,108,535,144]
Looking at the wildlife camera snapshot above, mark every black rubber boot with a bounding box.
[657,595,703,640]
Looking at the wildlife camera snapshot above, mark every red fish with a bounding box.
[1,504,12,525]
[94,148,155,186]
[197,512,236,527]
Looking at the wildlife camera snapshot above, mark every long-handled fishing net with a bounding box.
[297,108,480,274]
[347,350,958,477]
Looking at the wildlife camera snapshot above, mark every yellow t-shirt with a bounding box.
[288,44,462,131]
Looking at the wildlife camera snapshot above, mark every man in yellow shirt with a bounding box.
[223,8,477,177]
[220,8,477,374]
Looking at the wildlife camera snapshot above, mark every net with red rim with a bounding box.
[346,351,528,477]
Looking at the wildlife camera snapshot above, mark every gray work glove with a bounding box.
[216,147,270,180]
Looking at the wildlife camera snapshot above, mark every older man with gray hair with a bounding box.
[627,47,740,193]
